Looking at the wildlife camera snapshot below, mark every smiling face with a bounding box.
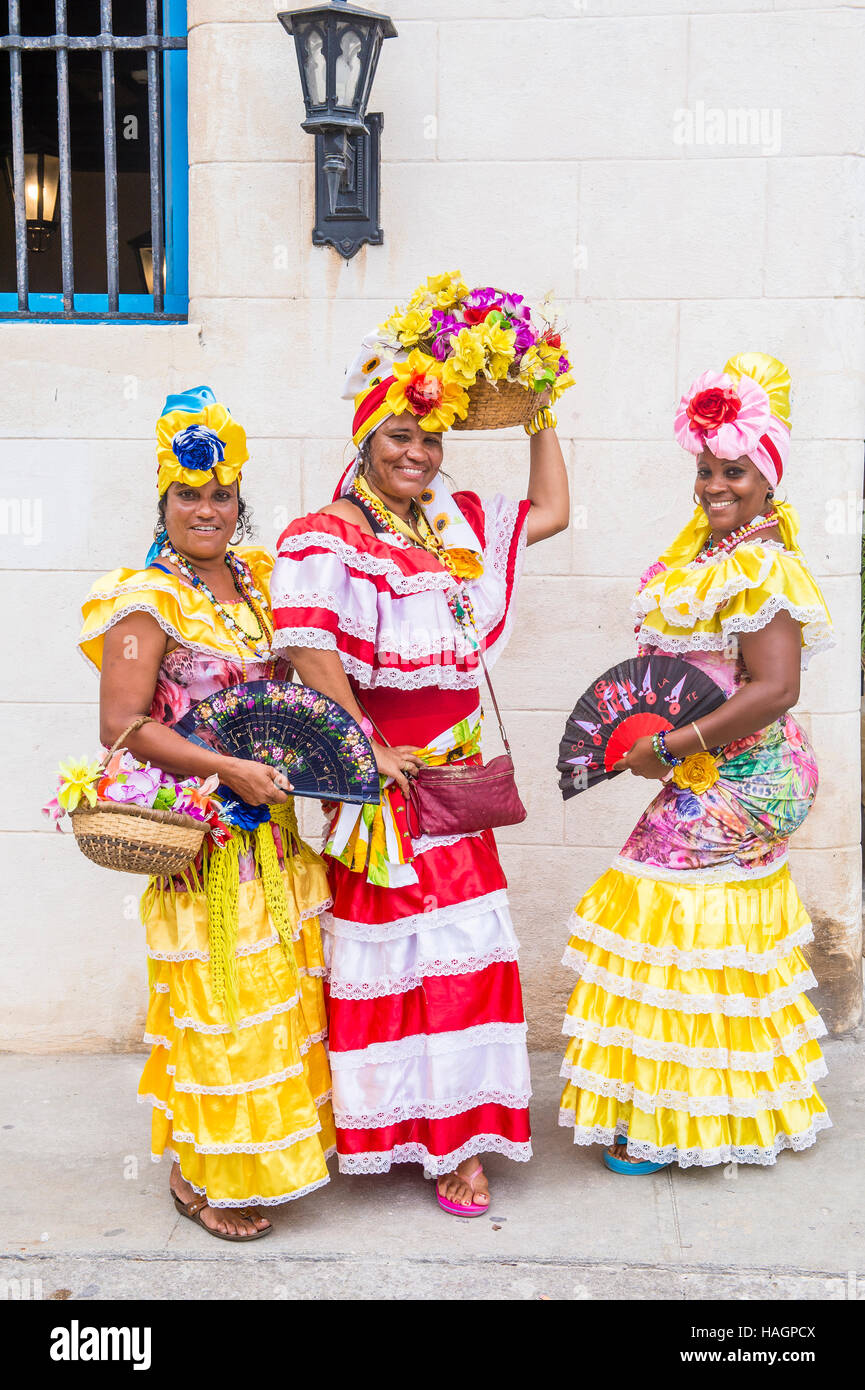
[365,414,444,507]
[162,477,239,562]
[694,448,773,538]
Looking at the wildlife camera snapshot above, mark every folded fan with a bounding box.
[174,680,380,806]
[557,655,726,799]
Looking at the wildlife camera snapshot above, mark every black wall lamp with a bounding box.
[278,0,397,260]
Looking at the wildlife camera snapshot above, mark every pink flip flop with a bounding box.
[436,1163,490,1218]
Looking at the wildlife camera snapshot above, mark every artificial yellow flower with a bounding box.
[445,548,484,581]
[155,401,248,496]
[672,752,720,795]
[550,369,575,403]
[517,344,546,389]
[380,303,433,348]
[386,349,470,432]
[449,325,487,383]
[56,756,102,812]
[425,269,469,309]
[480,319,516,381]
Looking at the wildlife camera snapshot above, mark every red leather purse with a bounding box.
[363,651,527,839]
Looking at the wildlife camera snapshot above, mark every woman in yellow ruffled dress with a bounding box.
[79,387,334,1237]
[559,352,835,1172]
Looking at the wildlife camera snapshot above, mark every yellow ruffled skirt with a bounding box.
[138,832,336,1207]
[558,859,831,1166]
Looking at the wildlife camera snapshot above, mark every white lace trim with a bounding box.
[478,497,525,652]
[631,551,780,623]
[164,994,301,1035]
[168,1118,323,1156]
[410,830,485,856]
[329,1020,529,1072]
[559,1058,827,1116]
[276,530,453,595]
[561,1014,828,1072]
[281,591,378,642]
[156,1146,332,1208]
[145,899,332,963]
[143,1033,172,1050]
[336,1133,532,1177]
[339,647,487,692]
[558,1111,832,1168]
[564,918,813,974]
[171,1063,306,1096]
[324,888,510,943]
[635,596,833,670]
[79,603,276,673]
[272,625,338,653]
[334,1087,532,1130]
[564,949,818,1016]
[610,854,788,885]
[327,945,518,999]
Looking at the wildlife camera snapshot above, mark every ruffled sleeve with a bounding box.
[633,542,834,667]
[458,490,530,668]
[270,497,529,691]
[78,545,276,672]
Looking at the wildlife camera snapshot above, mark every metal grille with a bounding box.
[0,1,187,320]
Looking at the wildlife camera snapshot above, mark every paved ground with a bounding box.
[1,1042,863,1301]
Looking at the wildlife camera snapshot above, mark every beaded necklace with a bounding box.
[350,477,479,647]
[692,511,779,565]
[634,510,780,653]
[158,538,274,671]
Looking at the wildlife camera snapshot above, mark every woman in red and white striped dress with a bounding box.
[271,334,569,1212]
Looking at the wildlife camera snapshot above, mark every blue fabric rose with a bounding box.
[217,791,271,830]
[171,424,226,473]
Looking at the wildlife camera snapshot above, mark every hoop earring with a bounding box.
[692,491,700,506]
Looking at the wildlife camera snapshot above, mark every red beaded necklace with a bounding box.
[692,511,779,565]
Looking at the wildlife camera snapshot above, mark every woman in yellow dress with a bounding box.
[559,353,835,1172]
[79,387,334,1236]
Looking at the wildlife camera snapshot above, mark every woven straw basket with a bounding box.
[452,377,539,431]
[69,717,206,876]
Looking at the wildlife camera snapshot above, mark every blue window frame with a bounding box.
[0,0,188,322]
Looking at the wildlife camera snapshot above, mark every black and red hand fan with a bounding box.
[557,655,725,799]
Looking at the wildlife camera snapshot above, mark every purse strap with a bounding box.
[357,641,512,757]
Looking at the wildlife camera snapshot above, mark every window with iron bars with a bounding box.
[0,0,187,321]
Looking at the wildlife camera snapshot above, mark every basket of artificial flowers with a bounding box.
[43,718,232,876]
[378,271,575,432]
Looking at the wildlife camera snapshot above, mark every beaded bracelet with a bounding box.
[651,730,683,768]
[525,407,557,436]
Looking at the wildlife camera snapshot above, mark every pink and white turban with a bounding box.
[674,356,792,487]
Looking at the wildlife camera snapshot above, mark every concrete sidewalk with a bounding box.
[1,1042,863,1301]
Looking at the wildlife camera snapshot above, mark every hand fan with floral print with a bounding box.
[557,655,726,799]
[174,680,381,806]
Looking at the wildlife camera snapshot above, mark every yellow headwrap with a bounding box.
[155,385,248,496]
[723,351,792,427]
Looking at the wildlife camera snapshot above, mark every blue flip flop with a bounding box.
[602,1136,671,1175]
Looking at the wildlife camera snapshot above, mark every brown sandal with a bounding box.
[171,1191,273,1242]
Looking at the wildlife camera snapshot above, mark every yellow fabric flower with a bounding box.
[517,344,546,389]
[672,752,719,795]
[445,548,484,581]
[425,269,469,309]
[449,325,487,383]
[381,304,433,348]
[156,402,248,496]
[386,350,470,432]
[57,756,102,811]
[550,369,575,403]
[480,319,516,381]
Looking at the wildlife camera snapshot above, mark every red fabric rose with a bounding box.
[462,301,503,325]
[405,372,444,414]
[686,386,741,431]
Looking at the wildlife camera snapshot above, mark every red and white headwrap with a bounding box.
[674,351,792,487]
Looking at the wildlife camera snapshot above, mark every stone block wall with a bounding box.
[1,0,862,1050]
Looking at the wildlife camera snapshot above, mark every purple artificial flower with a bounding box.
[500,292,530,322]
[102,766,163,808]
[462,287,501,324]
[558,355,570,373]
[429,311,463,361]
[512,319,538,356]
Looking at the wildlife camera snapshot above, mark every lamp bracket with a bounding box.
[312,112,383,260]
